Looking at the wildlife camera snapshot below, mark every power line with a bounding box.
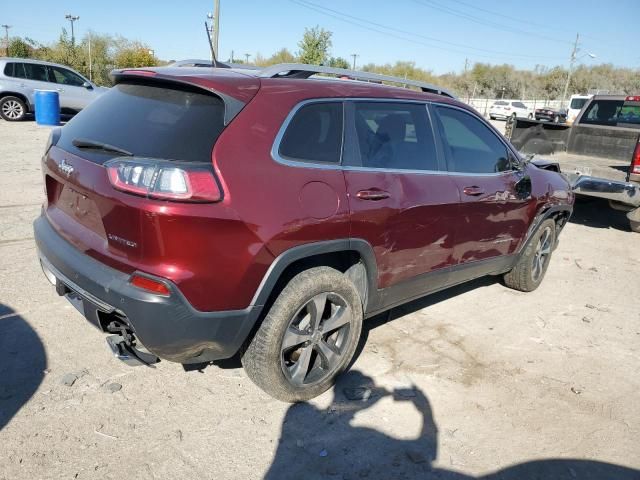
[412,0,573,46]
[290,0,565,62]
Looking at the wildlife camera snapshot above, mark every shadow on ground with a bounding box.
[0,304,46,431]
[265,370,640,480]
[569,197,632,232]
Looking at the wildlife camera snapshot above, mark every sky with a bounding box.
[2,0,638,74]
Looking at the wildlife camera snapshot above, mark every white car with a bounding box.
[489,100,533,120]
[0,57,107,121]
[566,94,592,125]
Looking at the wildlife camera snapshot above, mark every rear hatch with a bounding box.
[42,71,259,276]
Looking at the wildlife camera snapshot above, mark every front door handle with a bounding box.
[356,189,390,201]
[463,186,485,196]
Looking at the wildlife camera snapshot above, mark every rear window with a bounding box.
[570,98,589,110]
[278,102,343,163]
[57,82,226,164]
[579,99,640,128]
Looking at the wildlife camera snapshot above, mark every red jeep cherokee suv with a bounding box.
[34,64,573,401]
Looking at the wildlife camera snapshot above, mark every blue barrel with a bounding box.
[34,90,60,126]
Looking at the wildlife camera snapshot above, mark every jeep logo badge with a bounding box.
[58,159,74,177]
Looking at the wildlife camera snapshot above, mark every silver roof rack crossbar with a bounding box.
[257,63,455,98]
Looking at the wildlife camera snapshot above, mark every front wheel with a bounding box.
[503,219,556,292]
[0,96,27,121]
[242,266,363,402]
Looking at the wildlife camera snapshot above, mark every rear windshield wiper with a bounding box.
[72,138,133,156]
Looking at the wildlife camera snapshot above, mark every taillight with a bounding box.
[105,158,221,202]
[625,95,640,102]
[130,274,170,296]
[632,141,640,175]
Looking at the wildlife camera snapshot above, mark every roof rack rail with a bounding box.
[257,63,455,98]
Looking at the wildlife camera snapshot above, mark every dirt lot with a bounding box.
[1,120,639,480]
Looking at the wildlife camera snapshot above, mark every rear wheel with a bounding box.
[0,96,27,121]
[242,267,363,402]
[503,219,556,292]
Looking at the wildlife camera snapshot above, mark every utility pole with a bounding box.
[230,50,234,63]
[65,14,80,45]
[464,57,469,73]
[1,25,11,56]
[561,33,580,110]
[350,53,359,70]
[244,53,251,64]
[213,0,220,60]
[88,31,92,81]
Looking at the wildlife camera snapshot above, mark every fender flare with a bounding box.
[516,203,572,255]
[249,238,379,313]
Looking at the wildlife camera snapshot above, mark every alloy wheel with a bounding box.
[531,226,552,282]
[280,292,353,387]
[2,100,24,120]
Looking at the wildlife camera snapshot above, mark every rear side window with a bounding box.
[22,63,49,82]
[494,101,508,106]
[57,82,226,164]
[278,103,343,163]
[580,99,640,127]
[435,106,510,174]
[513,102,526,109]
[344,102,437,171]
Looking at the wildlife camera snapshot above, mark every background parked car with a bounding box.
[489,100,533,120]
[0,57,107,121]
[535,106,567,123]
[566,94,593,124]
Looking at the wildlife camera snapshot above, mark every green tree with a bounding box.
[297,26,332,65]
[328,56,350,69]
[113,38,156,68]
[7,38,34,58]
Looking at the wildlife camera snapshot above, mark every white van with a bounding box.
[567,94,592,124]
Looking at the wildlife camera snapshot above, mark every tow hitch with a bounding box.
[104,321,159,367]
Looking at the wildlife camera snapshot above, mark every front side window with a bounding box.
[435,106,510,174]
[49,66,86,87]
[278,102,343,163]
[22,63,49,82]
[344,102,438,171]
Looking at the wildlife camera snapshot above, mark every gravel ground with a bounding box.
[0,120,639,480]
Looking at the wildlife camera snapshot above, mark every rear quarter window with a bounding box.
[57,82,226,164]
[278,102,343,164]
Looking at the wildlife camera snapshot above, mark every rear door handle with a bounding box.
[356,189,390,201]
[463,186,485,196]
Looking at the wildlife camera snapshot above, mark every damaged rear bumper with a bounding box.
[567,173,640,209]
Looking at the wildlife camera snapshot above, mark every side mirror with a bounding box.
[83,81,93,90]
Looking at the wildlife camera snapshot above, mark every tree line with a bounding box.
[5,26,639,99]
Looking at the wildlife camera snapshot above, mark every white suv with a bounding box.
[0,57,107,121]
[489,100,533,120]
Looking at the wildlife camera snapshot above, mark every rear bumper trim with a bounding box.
[33,214,261,363]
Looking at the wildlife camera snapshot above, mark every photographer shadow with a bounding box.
[0,304,47,431]
[265,371,639,480]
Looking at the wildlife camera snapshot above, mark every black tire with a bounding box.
[528,113,533,119]
[511,112,517,119]
[503,219,556,292]
[242,266,363,402]
[489,115,495,120]
[0,96,27,121]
